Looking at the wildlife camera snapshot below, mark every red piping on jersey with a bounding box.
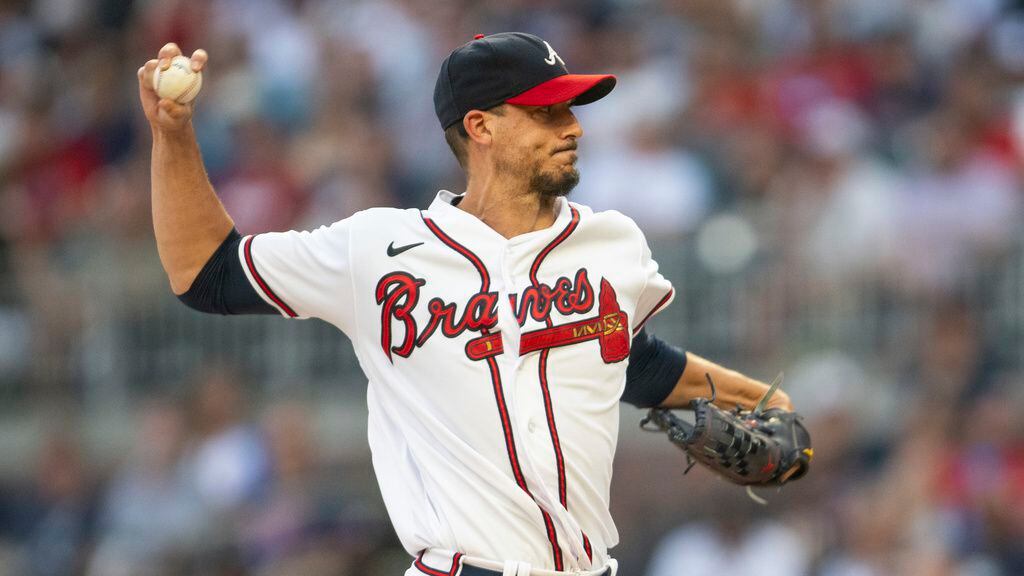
[421,217,490,290]
[632,287,675,335]
[414,551,463,576]
[529,205,581,283]
[485,353,563,570]
[243,235,298,317]
[529,206,598,569]
[529,205,580,512]
[583,532,593,562]
[421,212,563,570]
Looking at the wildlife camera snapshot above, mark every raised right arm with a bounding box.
[138,42,234,295]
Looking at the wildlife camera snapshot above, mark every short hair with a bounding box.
[444,121,469,168]
[443,105,506,170]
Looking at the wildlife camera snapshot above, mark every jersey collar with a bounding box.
[429,190,573,245]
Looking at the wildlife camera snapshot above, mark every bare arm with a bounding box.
[659,351,793,412]
[138,43,234,295]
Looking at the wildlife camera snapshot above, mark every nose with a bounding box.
[563,108,583,140]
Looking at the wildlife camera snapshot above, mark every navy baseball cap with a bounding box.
[434,32,617,130]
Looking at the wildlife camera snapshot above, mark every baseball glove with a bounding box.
[641,374,812,499]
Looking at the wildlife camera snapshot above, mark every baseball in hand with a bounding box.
[153,55,202,103]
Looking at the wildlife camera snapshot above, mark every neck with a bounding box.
[457,171,559,238]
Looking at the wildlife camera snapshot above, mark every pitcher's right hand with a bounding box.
[138,43,207,133]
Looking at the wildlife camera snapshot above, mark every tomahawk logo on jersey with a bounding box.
[237,190,674,572]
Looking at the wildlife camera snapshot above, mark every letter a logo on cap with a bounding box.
[434,32,616,129]
[543,41,565,67]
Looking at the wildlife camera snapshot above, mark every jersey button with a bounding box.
[527,419,538,433]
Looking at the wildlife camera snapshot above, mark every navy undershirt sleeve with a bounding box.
[621,328,687,408]
[178,229,277,315]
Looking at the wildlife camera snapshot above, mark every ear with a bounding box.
[463,110,493,146]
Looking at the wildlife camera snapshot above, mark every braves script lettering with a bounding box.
[376,269,596,361]
[510,268,594,325]
[375,272,425,360]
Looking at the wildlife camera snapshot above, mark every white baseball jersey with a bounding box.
[237,190,674,573]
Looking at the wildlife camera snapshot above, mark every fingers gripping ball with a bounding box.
[153,55,202,103]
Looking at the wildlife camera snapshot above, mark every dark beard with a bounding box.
[530,166,580,198]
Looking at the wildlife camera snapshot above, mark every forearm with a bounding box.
[659,351,792,411]
[151,125,234,295]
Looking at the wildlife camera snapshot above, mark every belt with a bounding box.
[414,550,617,576]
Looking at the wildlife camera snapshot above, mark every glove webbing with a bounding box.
[699,409,769,478]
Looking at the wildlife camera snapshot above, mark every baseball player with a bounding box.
[138,32,795,576]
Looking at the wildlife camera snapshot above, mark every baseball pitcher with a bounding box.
[138,32,810,576]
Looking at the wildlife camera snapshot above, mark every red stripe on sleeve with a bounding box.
[632,288,674,335]
[243,235,298,317]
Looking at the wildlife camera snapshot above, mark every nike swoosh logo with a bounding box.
[387,241,424,257]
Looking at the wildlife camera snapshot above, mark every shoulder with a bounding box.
[339,206,423,232]
[569,202,646,242]
[350,206,421,224]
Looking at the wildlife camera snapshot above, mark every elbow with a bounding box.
[175,266,227,314]
[168,274,195,297]
[169,266,204,296]
[177,287,224,314]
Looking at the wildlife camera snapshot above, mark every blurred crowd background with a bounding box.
[1,0,1024,574]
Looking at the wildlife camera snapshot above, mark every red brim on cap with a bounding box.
[506,74,617,106]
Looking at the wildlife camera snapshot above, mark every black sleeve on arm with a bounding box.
[621,328,688,408]
[178,229,278,315]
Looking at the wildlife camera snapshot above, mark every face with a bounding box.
[489,101,583,198]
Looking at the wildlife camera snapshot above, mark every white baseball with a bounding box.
[153,55,203,103]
